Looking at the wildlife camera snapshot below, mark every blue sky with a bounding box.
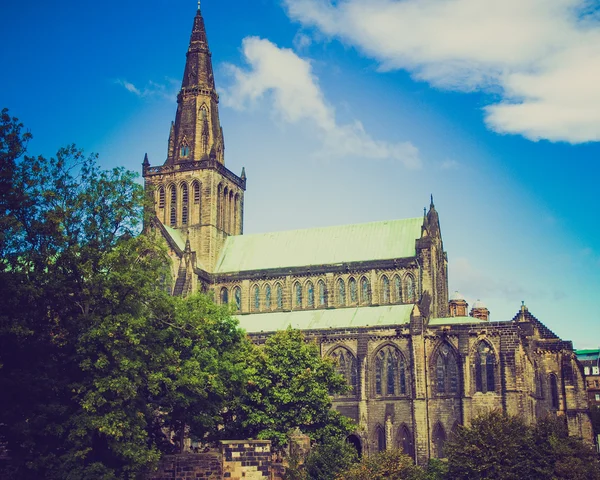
[2,0,599,348]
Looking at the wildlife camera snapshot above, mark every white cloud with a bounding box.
[283,0,600,144]
[293,32,313,51]
[114,78,179,100]
[222,36,421,168]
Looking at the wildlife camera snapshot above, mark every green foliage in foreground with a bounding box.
[303,436,359,480]
[335,449,431,480]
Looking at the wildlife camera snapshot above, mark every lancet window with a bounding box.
[169,185,177,226]
[329,347,358,396]
[265,284,272,310]
[337,278,346,306]
[435,343,459,395]
[406,274,416,303]
[220,287,228,305]
[381,275,390,304]
[276,283,283,309]
[158,186,165,208]
[432,423,447,458]
[399,426,414,459]
[307,281,315,308]
[360,277,370,304]
[233,287,241,312]
[375,346,407,396]
[294,282,302,308]
[181,183,189,225]
[318,280,327,307]
[475,341,496,393]
[349,278,358,303]
[550,374,559,409]
[393,275,402,303]
[253,285,260,312]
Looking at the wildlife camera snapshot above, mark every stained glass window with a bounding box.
[337,278,346,306]
[394,275,402,303]
[307,281,314,308]
[253,285,260,311]
[382,276,390,304]
[233,287,241,311]
[375,346,407,396]
[170,185,177,226]
[276,283,283,309]
[400,426,414,459]
[361,277,370,304]
[475,342,496,393]
[265,285,272,310]
[295,282,302,308]
[182,183,189,225]
[435,343,459,395]
[330,347,358,396]
[220,287,228,304]
[406,275,416,302]
[349,278,357,303]
[318,280,326,306]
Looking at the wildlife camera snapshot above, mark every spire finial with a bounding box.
[430,194,434,208]
[197,0,201,10]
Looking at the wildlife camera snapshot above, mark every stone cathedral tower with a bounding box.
[143,5,246,286]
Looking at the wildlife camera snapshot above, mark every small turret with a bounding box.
[449,291,468,317]
[470,299,490,321]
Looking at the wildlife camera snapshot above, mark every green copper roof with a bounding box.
[216,218,423,273]
[236,304,415,333]
[428,316,488,326]
[162,224,186,252]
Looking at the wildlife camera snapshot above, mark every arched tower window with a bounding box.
[294,282,302,308]
[276,283,283,310]
[550,374,559,409]
[169,185,177,226]
[349,277,358,303]
[307,281,315,308]
[475,341,496,393]
[376,426,386,452]
[180,142,190,158]
[435,343,459,395]
[381,275,390,304]
[329,347,358,396]
[318,280,327,307]
[360,277,370,304]
[375,346,407,396]
[432,423,447,458]
[398,425,414,459]
[253,285,260,312]
[181,183,189,225]
[233,287,241,312]
[158,186,165,208]
[193,181,201,204]
[265,284,272,310]
[393,275,402,303]
[337,278,346,306]
[220,287,228,305]
[406,274,416,303]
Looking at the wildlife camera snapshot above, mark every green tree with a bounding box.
[336,449,426,480]
[223,329,355,449]
[304,436,359,480]
[0,114,248,479]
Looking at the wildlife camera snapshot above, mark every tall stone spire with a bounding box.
[165,5,225,166]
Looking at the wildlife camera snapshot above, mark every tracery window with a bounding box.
[349,278,358,303]
[158,186,165,208]
[475,341,496,393]
[435,343,459,395]
[393,275,402,303]
[181,183,189,225]
[307,281,315,308]
[294,282,302,308]
[406,274,416,303]
[318,280,327,307]
[550,374,559,409]
[329,347,358,396]
[276,283,283,309]
[337,278,346,306]
[360,277,370,304]
[253,285,260,312]
[220,287,228,305]
[169,185,177,226]
[265,284,272,310]
[381,276,390,304]
[375,346,407,396]
[233,287,241,311]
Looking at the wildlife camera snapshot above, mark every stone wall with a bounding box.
[148,452,223,480]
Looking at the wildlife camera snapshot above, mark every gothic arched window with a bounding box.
[220,287,228,305]
[381,275,390,304]
[375,346,407,396]
[181,183,189,225]
[193,181,200,204]
[265,284,272,310]
[432,423,447,458]
[377,426,386,453]
[329,347,358,396]
[406,274,416,303]
[399,425,414,459]
[233,286,241,311]
[307,281,315,308]
[349,278,358,303]
[169,185,177,226]
[158,186,165,208]
[276,283,283,309]
[393,275,402,303]
[435,343,459,395]
[318,280,327,307]
[475,341,496,393]
[337,278,346,306]
[294,282,302,308]
[253,285,260,312]
[360,277,370,304]
[550,374,559,409]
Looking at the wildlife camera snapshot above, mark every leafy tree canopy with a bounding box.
[335,449,427,480]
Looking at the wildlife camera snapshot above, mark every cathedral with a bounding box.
[142,6,593,464]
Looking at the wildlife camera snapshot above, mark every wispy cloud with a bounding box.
[283,0,600,144]
[114,78,179,101]
[440,159,460,170]
[222,36,421,168]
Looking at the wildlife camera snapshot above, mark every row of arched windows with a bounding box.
[216,184,240,234]
[157,181,202,227]
[374,424,414,457]
[379,274,417,304]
